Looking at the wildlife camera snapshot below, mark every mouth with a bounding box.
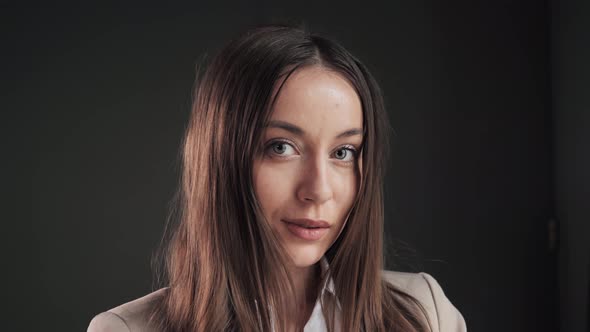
[282,218,331,228]
[282,219,330,241]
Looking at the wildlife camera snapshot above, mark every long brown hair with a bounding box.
[148,23,431,332]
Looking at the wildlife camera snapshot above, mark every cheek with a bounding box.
[347,159,362,204]
[345,164,362,214]
[332,169,359,217]
[343,175,358,208]
[253,162,291,222]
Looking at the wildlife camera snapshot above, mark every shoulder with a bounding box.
[381,270,467,332]
[87,288,168,332]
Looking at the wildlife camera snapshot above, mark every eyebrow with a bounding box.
[265,120,363,139]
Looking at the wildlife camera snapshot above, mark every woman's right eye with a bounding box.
[267,140,297,157]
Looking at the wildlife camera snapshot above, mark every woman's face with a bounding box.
[253,66,363,269]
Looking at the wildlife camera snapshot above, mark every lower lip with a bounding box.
[284,222,329,241]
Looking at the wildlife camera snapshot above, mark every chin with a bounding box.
[286,244,325,268]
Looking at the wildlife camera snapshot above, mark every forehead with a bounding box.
[269,66,363,129]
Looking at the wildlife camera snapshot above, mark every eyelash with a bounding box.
[265,139,358,164]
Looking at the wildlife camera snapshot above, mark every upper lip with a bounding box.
[283,218,331,228]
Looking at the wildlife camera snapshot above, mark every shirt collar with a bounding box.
[319,256,336,298]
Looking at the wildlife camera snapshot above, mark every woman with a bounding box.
[88,24,466,332]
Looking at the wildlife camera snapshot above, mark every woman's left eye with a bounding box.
[332,147,356,162]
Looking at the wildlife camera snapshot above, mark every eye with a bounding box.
[267,140,297,157]
[332,146,357,162]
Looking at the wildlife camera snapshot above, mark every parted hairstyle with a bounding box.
[148,23,431,332]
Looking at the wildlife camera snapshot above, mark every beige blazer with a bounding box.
[87,271,466,331]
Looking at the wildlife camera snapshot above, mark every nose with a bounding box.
[296,156,333,204]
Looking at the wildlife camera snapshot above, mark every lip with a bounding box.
[282,218,331,228]
[282,218,331,241]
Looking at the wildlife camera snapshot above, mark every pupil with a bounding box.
[274,143,285,153]
[336,149,346,159]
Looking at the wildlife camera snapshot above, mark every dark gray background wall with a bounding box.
[552,0,590,331]
[7,0,587,331]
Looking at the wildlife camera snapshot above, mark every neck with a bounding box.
[287,262,322,329]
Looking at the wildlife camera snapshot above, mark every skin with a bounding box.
[252,66,363,330]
